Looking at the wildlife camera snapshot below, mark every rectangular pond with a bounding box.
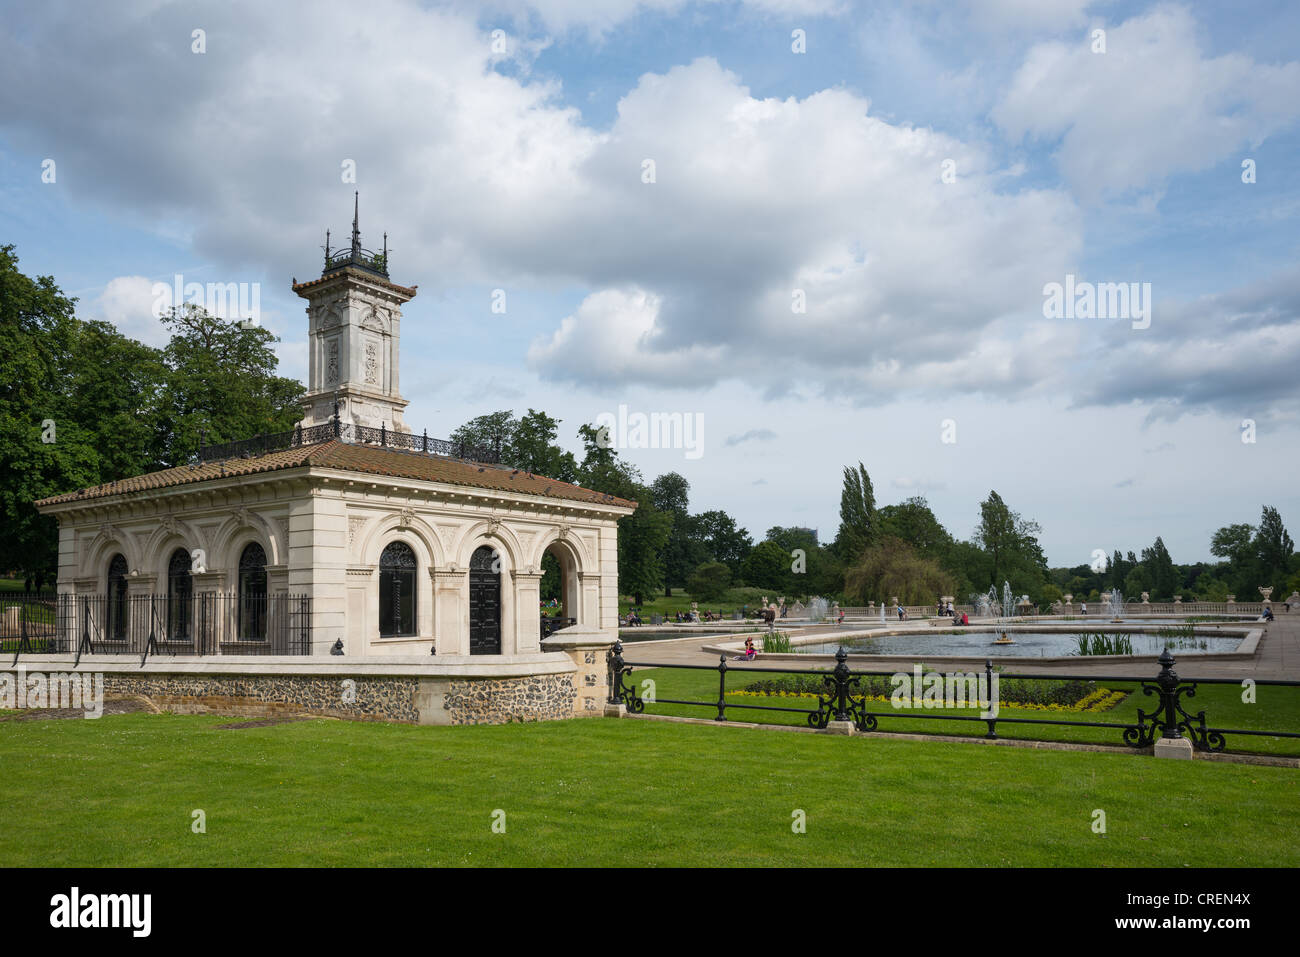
[794,631,1244,657]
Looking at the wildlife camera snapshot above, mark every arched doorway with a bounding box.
[167,548,193,641]
[540,540,580,638]
[107,553,128,641]
[238,542,268,640]
[469,545,501,655]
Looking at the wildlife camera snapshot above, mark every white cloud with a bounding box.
[89,276,169,347]
[993,4,1300,199]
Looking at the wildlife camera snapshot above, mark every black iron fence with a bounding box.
[607,642,1300,754]
[2,594,312,663]
[197,420,500,465]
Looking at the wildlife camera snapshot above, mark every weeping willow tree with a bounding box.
[843,536,955,606]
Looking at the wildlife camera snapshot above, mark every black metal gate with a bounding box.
[469,546,501,655]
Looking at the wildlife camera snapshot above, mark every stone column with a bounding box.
[541,623,617,717]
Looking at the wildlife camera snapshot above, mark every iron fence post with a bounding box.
[715,654,728,721]
[607,640,625,704]
[1155,648,1181,740]
[984,659,998,738]
[832,647,851,722]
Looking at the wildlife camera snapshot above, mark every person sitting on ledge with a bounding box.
[959,612,969,626]
[1261,606,1274,621]
[732,636,757,661]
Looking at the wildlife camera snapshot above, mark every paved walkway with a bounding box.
[616,614,1298,681]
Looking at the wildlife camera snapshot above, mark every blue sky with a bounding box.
[2,0,1298,567]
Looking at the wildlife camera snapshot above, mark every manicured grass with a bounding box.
[0,711,1297,867]
[623,665,1300,757]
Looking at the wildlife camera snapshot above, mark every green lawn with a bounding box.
[0,711,1296,866]
[621,664,1300,757]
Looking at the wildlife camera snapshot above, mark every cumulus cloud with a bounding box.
[1068,264,1300,421]
[88,276,169,347]
[993,4,1300,199]
[4,0,1297,423]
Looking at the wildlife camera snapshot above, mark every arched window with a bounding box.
[167,548,193,641]
[107,554,128,641]
[238,542,268,641]
[379,541,417,637]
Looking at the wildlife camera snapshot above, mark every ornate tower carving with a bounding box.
[292,193,417,432]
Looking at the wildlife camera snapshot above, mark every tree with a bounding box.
[1140,536,1177,601]
[741,540,789,592]
[843,537,955,606]
[651,472,694,596]
[690,509,752,574]
[0,246,113,577]
[575,423,669,607]
[1210,523,1254,567]
[687,561,732,601]
[877,496,953,560]
[155,304,304,465]
[972,490,1047,595]
[450,410,517,462]
[509,409,578,482]
[833,462,877,562]
[1253,506,1294,594]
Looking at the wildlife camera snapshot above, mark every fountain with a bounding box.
[806,596,829,622]
[992,580,1016,644]
[879,600,886,625]
[973,591,992,619]
[1106,588,1124,622]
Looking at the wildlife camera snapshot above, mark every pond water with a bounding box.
[794,630,1243,657]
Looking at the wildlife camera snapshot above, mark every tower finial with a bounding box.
[351,190,360,252]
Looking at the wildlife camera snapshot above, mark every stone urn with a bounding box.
[1064,593,1074,606]
[868,600,875,610]
[1174,595,1182,604]
[1259,586,1274,604]
[1141,592,1150,604]
[1227,595,1236,604]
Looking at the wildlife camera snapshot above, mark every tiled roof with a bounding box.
[34,440,638,510]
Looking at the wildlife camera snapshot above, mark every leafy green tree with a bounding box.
[575,423,669,607]
[651,471,696,596]
[877,496,953,560]
[741,540,789,592]
[972,490,1047,595]
[689,509,752,574]
[687,561,732,601]
[1141,536,1177,601]
[833,462,877,562]
[508,409,579,482]
[0,246,102,577]
[1253,506,1294,594]
[843,537,955,606]
[155,304,304,465]
[450,410,517,461]
[1210,523,1254,567]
